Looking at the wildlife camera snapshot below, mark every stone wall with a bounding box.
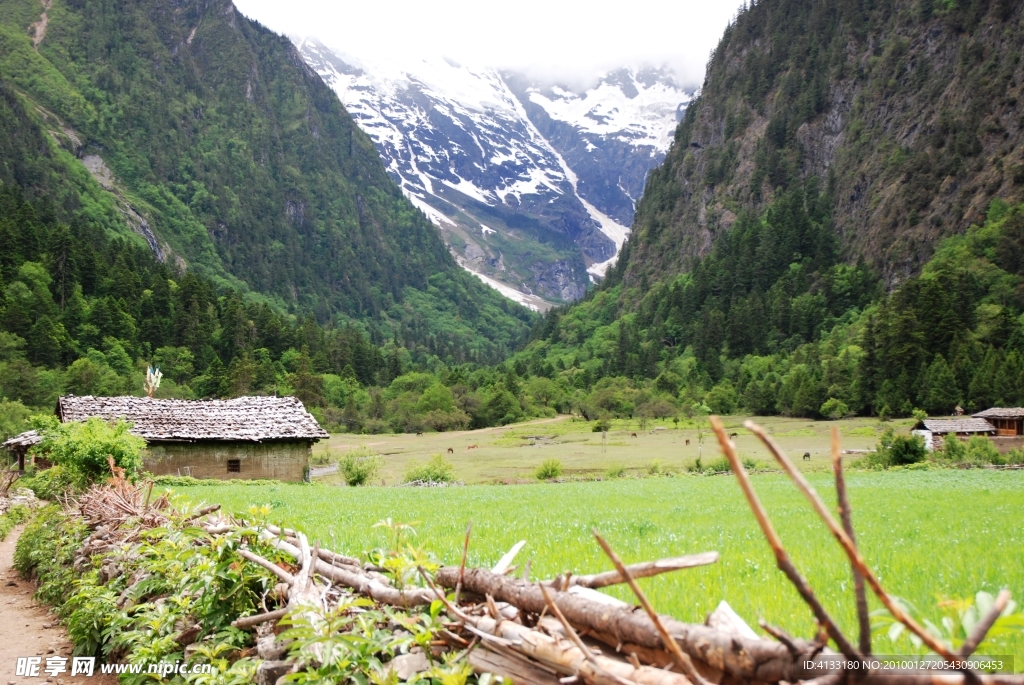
[144,440,311,481]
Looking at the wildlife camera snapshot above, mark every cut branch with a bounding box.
[231,608,289,629]
[237,548,295,585]
[436,566,808,683]
[744,419,956,660]
[710,417,862,662]
[592,530,713,685]
[563,552,719,589]
[832,427,871,656]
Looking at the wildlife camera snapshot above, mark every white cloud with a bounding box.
[234,0,745,89]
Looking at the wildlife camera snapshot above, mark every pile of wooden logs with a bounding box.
[69,426,1022,685]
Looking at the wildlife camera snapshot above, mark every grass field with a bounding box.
[174,468,1024,667]
[316,414,905,484]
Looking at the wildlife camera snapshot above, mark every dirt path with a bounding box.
[0,525,116,684]
[29,0,52,49]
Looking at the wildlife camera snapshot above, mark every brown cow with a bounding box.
[803,452,811,460]
[467,444,479,450]
[447,447,454,454]
[729,432,738,438]
[416,431,423,436]
[685,439,690,446]
[630,432,637,438]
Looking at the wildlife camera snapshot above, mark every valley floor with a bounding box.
[319,414,892,484]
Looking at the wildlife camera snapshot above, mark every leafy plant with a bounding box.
[31,416,146,487]
[535,459,563,480]
[403,454,456,484]
[605,464,626,479]
[0,503,31,541]
[341,447,383,486]
[870,428,926,468]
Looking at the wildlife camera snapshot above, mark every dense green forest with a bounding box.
[10,182,1023,442]
[0,0,534,353]
[513,194,1024,422]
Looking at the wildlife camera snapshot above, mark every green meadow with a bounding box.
[174,468,1024,667]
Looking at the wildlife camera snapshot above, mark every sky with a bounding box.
[234,0,746,89]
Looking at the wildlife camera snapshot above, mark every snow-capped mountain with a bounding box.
[297,38,690,305]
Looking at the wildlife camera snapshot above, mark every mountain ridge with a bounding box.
[616,0,1024,292]
[298,38,690,304]
[0,0,535,357]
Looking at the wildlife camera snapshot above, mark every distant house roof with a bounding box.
[973,407,1024,419]
[2,430,42,450]
[56,396,329,442]
[919,418,996,435]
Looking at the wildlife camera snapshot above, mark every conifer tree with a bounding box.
[922,354,960,416]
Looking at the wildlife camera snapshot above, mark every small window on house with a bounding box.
[227,459,241,473]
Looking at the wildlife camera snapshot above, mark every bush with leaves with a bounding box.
[403,453,457,484]
[340,446,383,486]
[938,434,1007,465]
[0,504,31,541]
[31,416,146,488]
[870,428,927,468]
[535,458,563,480]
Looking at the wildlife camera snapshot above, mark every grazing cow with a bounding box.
[803,452,811,460]
[467,444,479,450]
[729,432,738,438]
[630,432,637,438]
[416,431,423,437]
[447,447,454,454]
[685,439,690,446]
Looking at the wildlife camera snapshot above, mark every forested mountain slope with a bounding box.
[619,0,1024,289]
[0,0,534,355]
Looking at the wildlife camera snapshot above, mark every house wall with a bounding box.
[144,441,311,481]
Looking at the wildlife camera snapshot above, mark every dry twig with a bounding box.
[710,417,862,662]
[831,427,872,656]
[743,419,956,660]
[592,529,714,685]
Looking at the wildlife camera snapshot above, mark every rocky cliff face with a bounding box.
[620,0,1024,290]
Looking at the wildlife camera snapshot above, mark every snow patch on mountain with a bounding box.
[526,71,687,153]
[297,37,690,303]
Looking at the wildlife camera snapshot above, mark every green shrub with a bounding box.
[647,459,665,476]
[938,434,1007,465]
[965,435,1005,465]
[31,416,146,488]
[605,464,626,479]
[0,504,31,541]
[870,428,926,468]
[340,447,382,486]
[819,398,850,420]
[592,419,610,432]
[535,459,563,480]
[403,453,457,484]
[16,465,78,500]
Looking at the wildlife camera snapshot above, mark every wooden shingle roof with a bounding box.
[56,396,328,442]
[2,430,41,450]
[973,407,1024,419]
[920,418,996,434]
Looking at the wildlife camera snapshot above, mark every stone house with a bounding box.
[6,395,328,481]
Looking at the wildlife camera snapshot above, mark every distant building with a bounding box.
[972,407,1024,436]
[5,396,328,481]
[913,417,996,450]
[2,431,42,472]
